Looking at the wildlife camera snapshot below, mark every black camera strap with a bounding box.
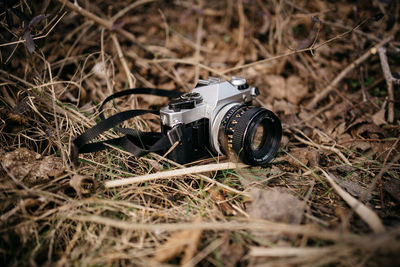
[70,88,184,165]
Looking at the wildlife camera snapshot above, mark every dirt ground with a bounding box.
[1,0,399,266]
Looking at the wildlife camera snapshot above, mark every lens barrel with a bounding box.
[219,105,282,165]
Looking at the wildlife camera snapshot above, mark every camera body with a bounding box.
[160,77,281,165]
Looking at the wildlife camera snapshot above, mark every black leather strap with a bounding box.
[71,88,183,165]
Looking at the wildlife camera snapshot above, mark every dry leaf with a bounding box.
[347,117,384,140]
[354,123,383,138]
[338,133,353,146]
[287,147,319,167]
[180,223,202,265]
[69,175,98,198]
[306,149,320,167]
[312,129,333,144]
[265,75,285,99]
[8,113,28,125]
[285,75,308,104]
[332,122,347,138]
[287,148,309,167]
[331,175,367,198]
[153,217,202,265]
[350,141,371,151]
[1,148,64,185]
[38,155,65,178]
[383,178,400,203]
[247,188,305,242]
[218,233,245,267]
[371,105,387,126]
[1,148,38,179]
[248,188,305,224]
[209,187,236,216]
[324,101,351,121]
[154,233,188,263]
[273,99,297,115]
[8,101,30,125]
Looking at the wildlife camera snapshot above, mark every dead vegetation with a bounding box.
[0,0,399,266]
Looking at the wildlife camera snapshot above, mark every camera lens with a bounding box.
[218,105,281,165]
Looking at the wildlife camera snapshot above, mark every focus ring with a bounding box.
[231,107,262,157]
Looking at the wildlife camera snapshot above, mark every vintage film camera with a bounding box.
[160,77,282,165]
[72,77,282,166]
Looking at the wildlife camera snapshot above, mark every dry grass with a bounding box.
[1,0,399,266]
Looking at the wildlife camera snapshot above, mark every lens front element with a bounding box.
[251,123,267,151]
[219,106,282,165]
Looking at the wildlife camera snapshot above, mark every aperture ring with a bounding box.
[222,105,248,153]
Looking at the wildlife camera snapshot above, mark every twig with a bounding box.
[354,8,368,102]
[237,0,245,50]
[148,153,249,196]
[292,131,351,165]
[0,69,35,87]
[111,33,136,89]
[111,31,138,111]
[222,17,372,75]
[378,47,395,123]
[0,12,66,48]
[168,27,215,54]
[183,238,225,267]
[55,0,146,48]
[148,58,227,78]
[158,9,170,48]
[250,246,335,257]
[320,168,385,233]
[111,0,155,23]
[100,28,113,96]
[307,36,393,109]
[70,214,400,247]
[105,162,248,188]
[71,215,355,241]
[55,0,113,29]
[322,20,381,43]
[44,59,68,166]
[194,15,203,84]
[224,0,234,28]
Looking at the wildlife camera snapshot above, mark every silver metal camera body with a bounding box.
[160,77,281,165]
[161,77,257,150]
